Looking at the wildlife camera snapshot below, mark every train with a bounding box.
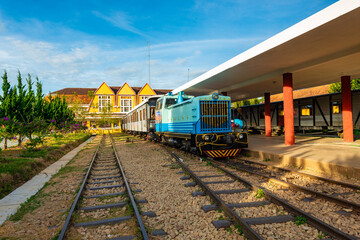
[121,92,248,158]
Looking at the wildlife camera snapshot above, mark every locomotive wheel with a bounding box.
[184,141,191,152]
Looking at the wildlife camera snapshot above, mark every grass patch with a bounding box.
[318,232,328,239]
[254,189,265,199]
[234,223,243,235]
[19,149,48,158]
[56,165,84,176]
[263,158,271,162]
[97,194,120,202]
[9,191,49,221]
[226,227,233,234]
[0,132,91,198]
[294,215,307,226]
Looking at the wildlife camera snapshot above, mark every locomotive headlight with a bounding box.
[203,134,213,142]
[211,93,219,100]
[238,133,244,139]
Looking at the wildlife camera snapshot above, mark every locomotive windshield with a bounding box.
[165,97,191,108]
[165,98,177,108]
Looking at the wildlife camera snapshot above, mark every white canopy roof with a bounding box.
[172,0,360,101]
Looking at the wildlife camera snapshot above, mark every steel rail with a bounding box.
[236,158,360,190]
[163,147,263,240]
[58,136,102,240]
[111,135,149,240]
[210,159,355,240]
[223,160,360,213]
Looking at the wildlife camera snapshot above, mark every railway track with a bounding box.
[225,158,360,210]
[58,135,149,240]
[163,146,358,240]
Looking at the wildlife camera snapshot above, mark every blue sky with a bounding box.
[0,0,337,93]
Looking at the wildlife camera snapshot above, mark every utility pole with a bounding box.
[147,41,151,85]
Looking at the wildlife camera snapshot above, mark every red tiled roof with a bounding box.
[132,87,141,94]
[270,84,331,102]
[110,86,122,93]
[51,87,172,104]
[51,88,97,95]
[155,89,172,95]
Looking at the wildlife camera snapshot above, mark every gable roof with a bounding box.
[94,82,115,95]
[137,83,156,95]
[116,82,136,95]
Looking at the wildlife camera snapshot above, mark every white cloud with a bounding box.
[0,29,262,93]
[92,11,147,38]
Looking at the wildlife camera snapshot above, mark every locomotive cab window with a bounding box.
[165,97,190,108]
[156,100,163,110]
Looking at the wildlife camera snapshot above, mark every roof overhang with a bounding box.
[172,0,360,101]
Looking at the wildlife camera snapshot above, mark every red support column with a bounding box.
[264,92,271,137]
[341,76,354,142]
[283,73,295,145]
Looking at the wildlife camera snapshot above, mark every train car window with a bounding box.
[150,107,155,119]
[143,109,145,120]
[140,110,142,121]
[301,105,313,116]
[333,102,341,114]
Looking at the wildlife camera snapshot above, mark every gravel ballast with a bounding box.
[113,136,245,239]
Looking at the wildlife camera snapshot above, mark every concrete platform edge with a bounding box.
[243,149,360,178]
[0,136,95,225]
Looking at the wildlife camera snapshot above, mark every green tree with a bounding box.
[87,90,95,99]
[0,70,76,149]
[15,71,27,146]
[328,79,360,93]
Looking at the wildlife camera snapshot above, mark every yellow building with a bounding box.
[52,82,170,132]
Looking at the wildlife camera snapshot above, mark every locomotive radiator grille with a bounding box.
[200,100,230,132]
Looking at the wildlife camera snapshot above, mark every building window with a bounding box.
[141,96,149,102]
[120,96,133,113]
[98,95,111,112]
[301,105,313,116]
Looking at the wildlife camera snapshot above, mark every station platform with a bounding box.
[243,135,360,178]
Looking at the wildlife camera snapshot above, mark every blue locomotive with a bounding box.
[152,91,248,158]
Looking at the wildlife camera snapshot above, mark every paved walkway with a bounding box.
[0,137,94,225]
[245,135,360,177]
